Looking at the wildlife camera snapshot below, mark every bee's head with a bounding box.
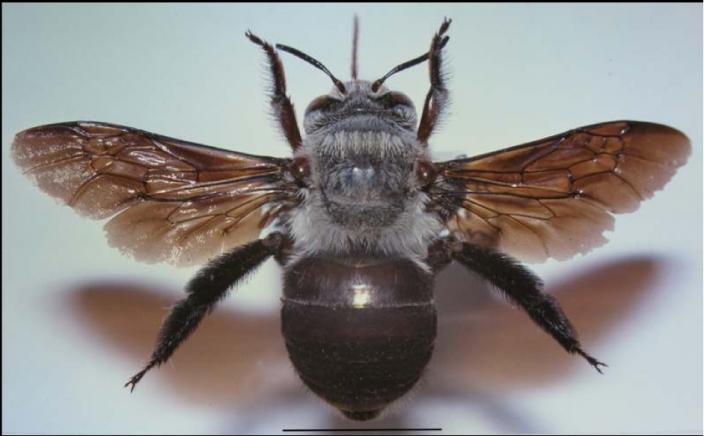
[275,16,441,135]
[302,82,417,134]
[276,18,442,230]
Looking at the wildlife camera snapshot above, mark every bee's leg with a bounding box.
[437,237,607,373]
[425,237,455,272]
[124,233,284,391]
[246,32,303,151]
[417,18,451,143]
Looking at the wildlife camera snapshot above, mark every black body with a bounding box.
[281,255,436,420]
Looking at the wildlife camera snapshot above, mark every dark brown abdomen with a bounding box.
[281,256,436,420]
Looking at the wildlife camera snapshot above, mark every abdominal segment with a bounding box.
[281,256,436,420]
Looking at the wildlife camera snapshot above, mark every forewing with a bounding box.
[434,121,690,262]
[12,121,293,266]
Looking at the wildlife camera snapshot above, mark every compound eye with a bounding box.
[377,91,413,108]
[290,156,311,183]
[416,159,437,189]
[305,96,338,114]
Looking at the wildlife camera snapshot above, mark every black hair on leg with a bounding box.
[417,18,451,144]
[245,32,303,151]
[125,233,284,391]
[448,239,607,373]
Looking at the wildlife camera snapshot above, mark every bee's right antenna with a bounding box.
[276,44,347,94]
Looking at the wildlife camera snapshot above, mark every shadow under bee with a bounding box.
[61,280,295,407]
[58,254,663,431]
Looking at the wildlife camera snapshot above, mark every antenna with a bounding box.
[371,36,449,93]
[275,44,347,94]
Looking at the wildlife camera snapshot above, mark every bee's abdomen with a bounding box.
[281,256,436,420]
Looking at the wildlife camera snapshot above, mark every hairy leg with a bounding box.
[427,237,606,372]
[417,18,451,144]
[246,32,303,151]
[125,233,284,391]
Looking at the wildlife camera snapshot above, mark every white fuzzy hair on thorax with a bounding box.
[313,130,409,160]
[280,127,441,267]
[285,189,443,264]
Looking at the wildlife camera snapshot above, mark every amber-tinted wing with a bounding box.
[434,121,690,262]
[12,121,294,266]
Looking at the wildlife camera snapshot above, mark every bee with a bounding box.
[11,18,690,421]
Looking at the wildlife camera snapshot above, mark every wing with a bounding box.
[12,121,295,266]
[432,121,690,262]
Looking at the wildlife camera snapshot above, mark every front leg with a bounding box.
[125,233,284,391]
[246,32,303,151]
[429,237,606,372]
[417,18,451,144]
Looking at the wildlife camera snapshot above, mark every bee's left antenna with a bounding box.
[371,19,451,93]
[370,36,449,93]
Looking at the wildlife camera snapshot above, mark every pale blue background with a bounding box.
[3,4,702,434]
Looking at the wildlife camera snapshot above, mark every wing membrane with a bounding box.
[434,121,690,261]
[12,121,293,266]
